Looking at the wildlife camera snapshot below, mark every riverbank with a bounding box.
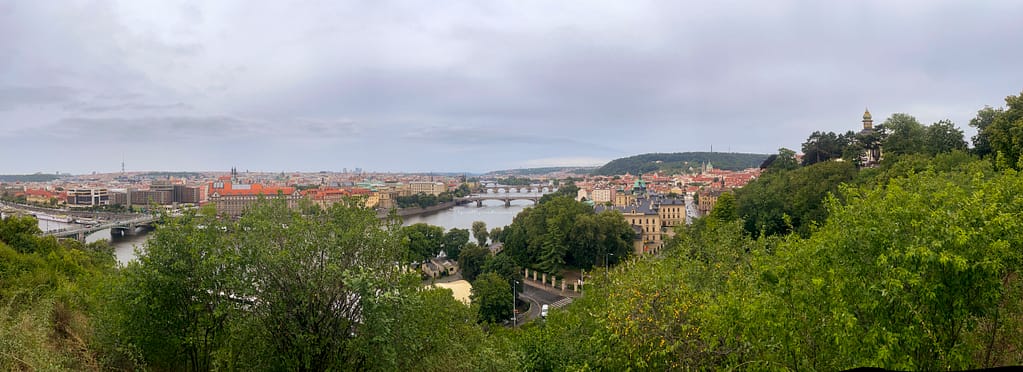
[376,201,461,219]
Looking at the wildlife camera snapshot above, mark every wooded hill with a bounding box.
[593,152,769,175]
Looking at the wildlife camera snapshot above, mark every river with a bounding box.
[402,199,534,238]
[31,217,149,265]
[18,198,535,265]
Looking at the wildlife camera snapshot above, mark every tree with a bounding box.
[470,272,512,324]
[458,243,490,282]
[924,119,968,156]
[801,131,848,166]
[538,224,567,274]
[764,148,799,172]
[982,90,1023,169]
[0,215,42,253]
[969,106,1002,157]
[442,228,470,259]
[471,221,489,246]
[402,223,445,262]
[107,206,236,371]
[482,254,521,290]
[233,200,410,370]
[708,191,737,222]
[489,227,503,243]
[882,113,927,156]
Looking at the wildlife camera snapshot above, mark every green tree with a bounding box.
[0,215,42,253]
[969,106,1002,157]
[441,228,469,259]
[489,227,503,243]
[984,90,1023,169]
[482,254,521,291]
[924,119,968,156]
[471,272,512,324]
[801,131,849,166]
[234,200,410,370]
[471,221,489,246]
[882,113,927,156]
[402,223,445,262]
[458,243,490,282]
[708,191,737,222]
[105,206,235,371]
[764,148,799,172]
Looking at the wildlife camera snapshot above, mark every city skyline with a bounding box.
[2,1,1022,174]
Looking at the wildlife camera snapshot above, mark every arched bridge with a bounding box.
[479,185,558,194]
[43,214,159,242]
[461,194,545,207]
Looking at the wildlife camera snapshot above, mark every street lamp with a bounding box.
[512,280,518,328]
[606,252,615,272]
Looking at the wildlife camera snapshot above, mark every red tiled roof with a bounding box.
[209,182,296,196]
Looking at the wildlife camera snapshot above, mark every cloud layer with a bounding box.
[2,0,1022,174]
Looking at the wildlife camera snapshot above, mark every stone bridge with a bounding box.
[461,194,542,207]
[479,185,558,194]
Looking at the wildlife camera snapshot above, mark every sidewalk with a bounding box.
[522,277,583,298]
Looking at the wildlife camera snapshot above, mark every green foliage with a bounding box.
[442,227,469,259]
[735,160,857,237]
[402,223,445,262]
[925,119,968,156]
[471,272,512,324]
[528,154,1023,370]
[495,176,533,186]
[801,131,852,166]
[762,147,799,172]
[594,152,769,175]
[977,90,1023,169]
[103,199,510,371]
[489,226,503,243]
[707,191,737,222]
[882,113,927,156]
[395,192,442,208]
[471,221,489,246]
[0,214,42,253]
[503,196,633,271]
[0,173,62,182]
[970,105,1002,157]
[481,254,521,292]
[0,218,117,370]
[458,242,490,282]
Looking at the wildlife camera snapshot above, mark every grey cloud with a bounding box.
[64,102,192,113]
[0,86,78,110]
[2,1,1023,174]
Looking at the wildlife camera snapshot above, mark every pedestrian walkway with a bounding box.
[522,278,582,298]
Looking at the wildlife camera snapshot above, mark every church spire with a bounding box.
[862,108,874,131]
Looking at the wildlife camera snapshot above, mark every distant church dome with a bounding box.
[863,109,872,120]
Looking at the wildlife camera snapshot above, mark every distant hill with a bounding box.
[594,152,769,175]
[0,174,63,182]
[484,166,598,177]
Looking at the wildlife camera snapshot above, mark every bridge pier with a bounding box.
[504,199,512,207]
[476,200,483,207]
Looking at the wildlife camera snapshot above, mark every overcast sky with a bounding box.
[2,1,1022,174]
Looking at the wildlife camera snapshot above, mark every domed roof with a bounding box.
[633,176,646,189]
[863,108,872,120]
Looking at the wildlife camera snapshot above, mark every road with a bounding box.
[516,281,572,323]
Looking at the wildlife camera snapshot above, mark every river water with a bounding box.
[18,197,535,266]
[402,199,534,239]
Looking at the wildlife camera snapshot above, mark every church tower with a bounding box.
[861,108,874,132]
[858,108,882,166]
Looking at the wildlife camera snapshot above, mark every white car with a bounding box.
[541,304,549,318]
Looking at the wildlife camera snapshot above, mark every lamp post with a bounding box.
[606,252,615,272]
[512,280,518,327]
